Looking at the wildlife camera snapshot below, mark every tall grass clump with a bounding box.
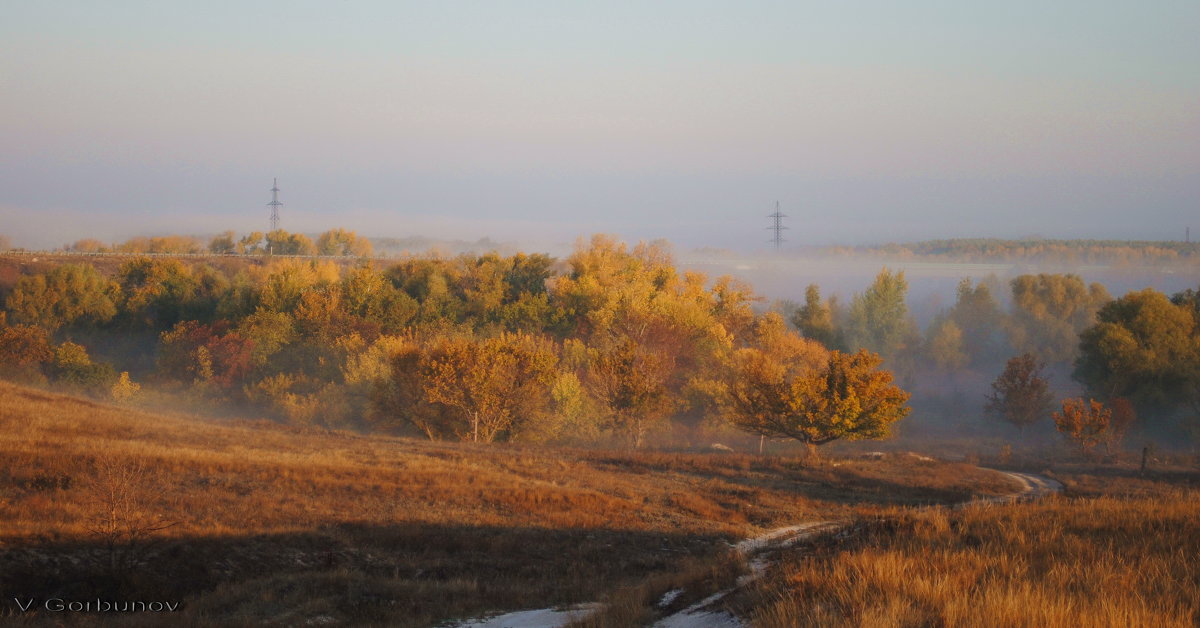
[747,492,1200,627]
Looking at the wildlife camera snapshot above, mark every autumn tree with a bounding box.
[0,324,54,381]
[421,333,558,442]
[209,231,236,254]
[1008,273,1109,364]
[726,348,910,450]
[115,258,218,329]
[256,260,340,312]
[5,264,117,332]
[265,230,318,256]
[985,354,1053,434]
[158,321,255,390]
[585,335,675,448]
[1053,398,1112,458]
[69,238,108,253]
[340,265,418,332]
[373,340,459,438]
[48,341,117,395]
[317,228,373,257]
[238,232,265,254]
[116,235,202,255]
[924,317,968,372]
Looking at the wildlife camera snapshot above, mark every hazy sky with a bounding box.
[2,1,1197,250]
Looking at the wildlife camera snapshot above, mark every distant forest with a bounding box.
[819,238,1200,265]
[2,232,1199,266]
[1,230,1199,451]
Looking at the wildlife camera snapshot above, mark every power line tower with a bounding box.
[268,178,282,233]
[767,201,787,250]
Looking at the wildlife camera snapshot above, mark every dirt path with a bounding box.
[449,467,1062,628]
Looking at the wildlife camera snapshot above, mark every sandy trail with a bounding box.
[449,467,1062,628]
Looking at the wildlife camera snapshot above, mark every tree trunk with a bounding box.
[806,442,820,465]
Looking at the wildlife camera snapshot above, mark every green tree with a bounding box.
[340,265,418,332]
[844,268,915,361]
[792,284,839,349]
[1074,288,1199,427]
[946,277,1008,364]
[49,341,117,394]
[985,353,1053,434]
[115,258,204,329]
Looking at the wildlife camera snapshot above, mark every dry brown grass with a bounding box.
[0,380,1015,626]
[740,482,1200,627]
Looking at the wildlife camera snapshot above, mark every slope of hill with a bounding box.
[0,381,1014,626]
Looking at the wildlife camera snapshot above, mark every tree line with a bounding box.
[55,228,374,257]
[0,235,910,448]
[1,233,1198,450]
[821,238,1200,265]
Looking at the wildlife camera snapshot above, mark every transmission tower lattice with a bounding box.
[268,178,282,233]
[767,201,787,249]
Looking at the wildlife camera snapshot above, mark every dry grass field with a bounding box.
[734,465,1200,627]
[0,380,1015,626]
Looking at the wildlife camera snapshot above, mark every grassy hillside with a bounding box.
[735,467,1200,627]
[0,381,1014,626]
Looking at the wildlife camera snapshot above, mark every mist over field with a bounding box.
[2,2,1199,627]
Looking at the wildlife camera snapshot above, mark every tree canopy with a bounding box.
[726,347,910,446]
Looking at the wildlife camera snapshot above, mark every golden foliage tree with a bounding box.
[1009,273,1109,364]
[5,264,117,332]
[317,228,373,257]
[726,348,910,447]
[0,324,53,381]
[585,335,675,448]
[421,332,559,442]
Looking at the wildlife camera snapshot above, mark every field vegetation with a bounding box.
[732,464,1200,627]
[0,380,1016,626]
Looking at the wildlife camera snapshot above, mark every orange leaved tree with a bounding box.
[1052,398,1112,458]
[726,348,910,453]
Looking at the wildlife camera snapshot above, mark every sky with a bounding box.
[1,1,1197,251]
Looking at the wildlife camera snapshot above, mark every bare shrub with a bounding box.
[83,455,177,572]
